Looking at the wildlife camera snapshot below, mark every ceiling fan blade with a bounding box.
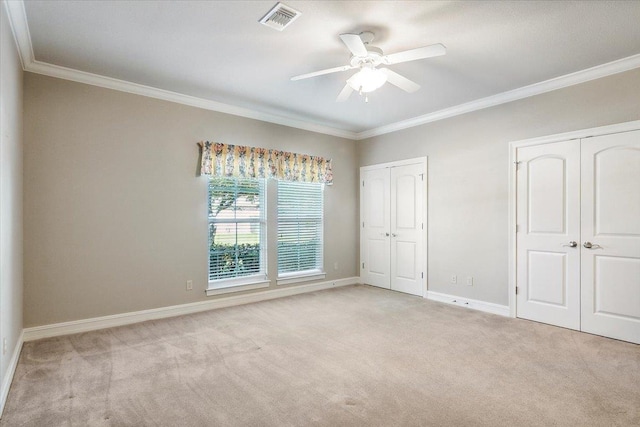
[380,68,420,93]
[339,33,368,57]
[291,65,354,81]
[336,84,354,102]
[384,43,446,65]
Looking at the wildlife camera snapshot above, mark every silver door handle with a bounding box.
[381,232,389,237]
[583,242,601,249]
[561,241,578,248]
[391,233,397,237]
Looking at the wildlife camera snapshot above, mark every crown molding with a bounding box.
[3,0,33,69]
[25,60,358,140]
[6,0,640,142]
[355,53,640,140]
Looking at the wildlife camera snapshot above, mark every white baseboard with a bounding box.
[0,330,24,417]
[425,291,510,317]
[23,277,359,342]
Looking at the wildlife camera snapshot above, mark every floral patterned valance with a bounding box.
[198,141,333,185]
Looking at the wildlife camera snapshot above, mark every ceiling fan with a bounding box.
[291,31,446,102]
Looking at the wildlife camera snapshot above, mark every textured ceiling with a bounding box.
[20,1,640,134]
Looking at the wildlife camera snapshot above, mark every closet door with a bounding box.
[516,140,581,330]
[361,167,391,289]
[390,163,425,296]
[580,130,640,344]
[361,159,426,295]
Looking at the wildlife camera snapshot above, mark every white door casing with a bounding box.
[516,140,581,330]
[361,167,391,289]
[580,130,640,344]
[390,163,425,296]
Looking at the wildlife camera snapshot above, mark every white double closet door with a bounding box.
[516,129,640,344]
[360,160,426,296]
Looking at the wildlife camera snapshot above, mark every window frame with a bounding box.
[276,180,326,285]
[206,176,269,295]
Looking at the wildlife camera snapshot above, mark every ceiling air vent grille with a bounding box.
[259,3,301,31]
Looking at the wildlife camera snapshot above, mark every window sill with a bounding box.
[276,271,326,286]
[206,278,271,296]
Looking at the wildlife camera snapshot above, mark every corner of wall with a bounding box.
[0,331,23,416]
[0,0,25,417]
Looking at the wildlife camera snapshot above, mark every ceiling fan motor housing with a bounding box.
[349,46,384,67]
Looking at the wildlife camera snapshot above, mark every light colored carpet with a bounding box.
[2,284,639,426]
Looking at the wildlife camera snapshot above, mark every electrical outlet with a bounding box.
[2,338,7,355]
[186,280,193,291]
[451,274,457,284]
[466,276,473,286]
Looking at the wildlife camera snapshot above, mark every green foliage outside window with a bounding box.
[208,177,262,281]
[209,242,260,281]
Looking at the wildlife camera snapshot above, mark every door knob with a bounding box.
[562,241,578,248]
[583,241,601,249]
[391,233,398,237]
[385,232,390,237]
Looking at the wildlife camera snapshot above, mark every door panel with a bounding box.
[390,163,424,296]
[527,251,567,306]
[366,176,387,228]
[581,130,640,344]
[594,256,640,320]
[594,146,640,236]
[395,241,417,279]
[395,175,416,229]
[528,157,567,234]
[368,240,388,275]
[361,168,390,288]
[516,140,581,330]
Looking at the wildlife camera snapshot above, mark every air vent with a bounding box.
[259,2,301,31]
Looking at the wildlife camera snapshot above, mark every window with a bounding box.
[208,177,266,287]
[277,181,324,282]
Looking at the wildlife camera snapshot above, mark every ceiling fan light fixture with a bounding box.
[347,66,387,93]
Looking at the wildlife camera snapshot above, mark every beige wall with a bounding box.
[21,60,640,325]
[0,0,24,393]
[359,68,640,306]
[23,73,358,327]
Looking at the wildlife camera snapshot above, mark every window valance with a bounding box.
[198,141,333,185]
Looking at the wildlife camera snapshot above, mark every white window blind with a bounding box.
[208,177,265,282]
[277,181,324,276]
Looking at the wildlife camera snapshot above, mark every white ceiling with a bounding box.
[10,1,640,138]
